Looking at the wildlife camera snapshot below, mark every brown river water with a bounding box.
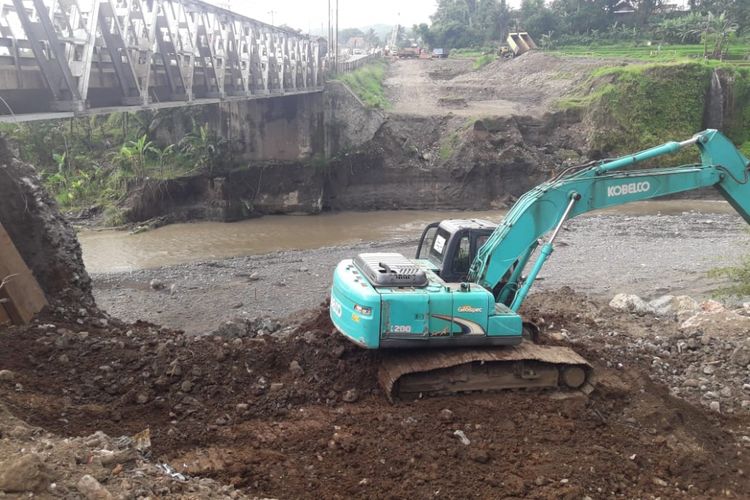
[79,200,735,274]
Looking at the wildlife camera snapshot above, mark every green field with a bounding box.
[551,43,750,66]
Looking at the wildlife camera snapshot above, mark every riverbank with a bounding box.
[90,207,749,335]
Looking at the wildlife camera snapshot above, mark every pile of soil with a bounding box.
[0,138,93,307]
[1,292,748,498]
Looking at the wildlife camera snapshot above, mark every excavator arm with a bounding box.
[469,130,750,309]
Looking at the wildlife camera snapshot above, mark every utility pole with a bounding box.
[267,9,275,25]
[328,0,331,60]
[335,0,339,72]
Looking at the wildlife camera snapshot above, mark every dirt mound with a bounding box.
[0,138,93,308]
[0,305,379,453]
[0,405,243,498]
[1,295,748,498]
[324,111,586,211]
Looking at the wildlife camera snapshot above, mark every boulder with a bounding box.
[730,339,750,367]
[648,295,674,316]
[0,454,52,493]
[76,474,114,500]
[672,295,700,321]
[609,294,654,315]
[680,308,750,338]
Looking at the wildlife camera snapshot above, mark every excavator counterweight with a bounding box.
[330,130,750,400]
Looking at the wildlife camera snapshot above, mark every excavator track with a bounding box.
[378,342,592,402]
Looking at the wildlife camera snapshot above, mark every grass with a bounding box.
[550,42,750,66]
[439,131,462,160]
[337,60,390,109]
[556,61,750,157]
[0,109,227,215]
[450,49,487,59]
[473,54,497,70]
[709,256,750,298]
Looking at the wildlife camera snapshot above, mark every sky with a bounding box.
[210,1,520,33]
[211,1,692,34]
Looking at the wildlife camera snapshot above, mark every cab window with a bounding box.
[476,235,489,253]
[452,236,471,275]
[429,228,451,266]
[417,226,438,260]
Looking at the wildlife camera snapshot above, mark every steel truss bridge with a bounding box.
[0,0,328,121]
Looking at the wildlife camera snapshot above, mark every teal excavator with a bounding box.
[329,130,750,400]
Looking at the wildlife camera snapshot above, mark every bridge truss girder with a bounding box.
[0,0,325,113]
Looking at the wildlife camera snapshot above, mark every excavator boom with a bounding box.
[472,130,750,308]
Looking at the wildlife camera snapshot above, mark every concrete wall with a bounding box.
[124,80,388,223]
[150,81,385,164]
[152,92,327,164]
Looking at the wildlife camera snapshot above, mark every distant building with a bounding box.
[347,36,367,49]
[612,0,635,14]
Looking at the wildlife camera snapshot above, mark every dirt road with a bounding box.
[386,53,605,117]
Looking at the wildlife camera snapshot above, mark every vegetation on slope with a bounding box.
[336,60,390,109]
[559,62,750,159]
[0,110,226,220]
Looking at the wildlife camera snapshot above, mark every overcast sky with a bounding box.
[212,1,691,33]
[211,1,524,33]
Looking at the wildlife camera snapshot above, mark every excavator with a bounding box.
[329,130,750,400]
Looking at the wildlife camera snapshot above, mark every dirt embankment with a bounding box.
[1,291,748,499]
[0,139,93,307]
[116,54,604,225]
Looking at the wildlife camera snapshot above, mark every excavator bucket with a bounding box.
[378,342,592,402]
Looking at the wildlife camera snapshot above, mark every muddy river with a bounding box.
[79,200,735,274]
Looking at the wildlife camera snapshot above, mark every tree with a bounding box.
[633,0,666,26]
[364,28,381,48]
[338,28,364,45]
[548,0,616,34]
[520,0,562,36]
[690,1,749,35]
[426,0,505,48]
[414,23,436,48]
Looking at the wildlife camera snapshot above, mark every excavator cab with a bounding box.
[415,220,497,283]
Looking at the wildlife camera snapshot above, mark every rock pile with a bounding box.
[601,293,750,413]
[0,407,243,498]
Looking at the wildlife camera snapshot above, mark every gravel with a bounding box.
[92,211,750,335]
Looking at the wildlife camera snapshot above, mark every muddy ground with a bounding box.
[1,287,749,499]
[92,210,749,336]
